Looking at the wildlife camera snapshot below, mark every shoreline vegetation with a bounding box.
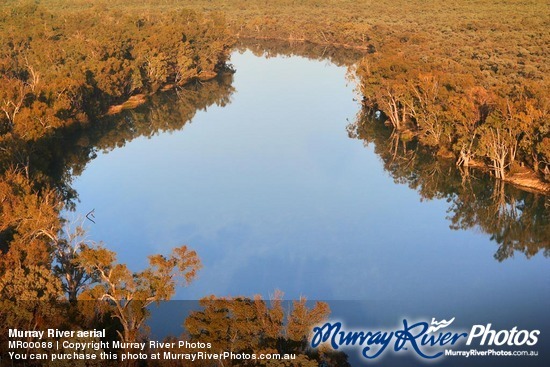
[0,1,548,366]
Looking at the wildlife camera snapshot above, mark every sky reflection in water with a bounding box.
[73,51,548,322]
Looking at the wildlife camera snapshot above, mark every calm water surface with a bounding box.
[72,50,549,361]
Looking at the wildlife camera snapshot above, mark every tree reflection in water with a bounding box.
[348,111,549,261]
[15,72,237,210]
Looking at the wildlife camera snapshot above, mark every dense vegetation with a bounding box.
[0,0,548,365]
[0,2,232,137]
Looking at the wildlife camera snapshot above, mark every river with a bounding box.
[71,48,549,366]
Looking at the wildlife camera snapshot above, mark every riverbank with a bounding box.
[106,94,148,115]
[103,70,231,117]
[505,168,550,194]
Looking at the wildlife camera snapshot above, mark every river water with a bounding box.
[71,49,549,366]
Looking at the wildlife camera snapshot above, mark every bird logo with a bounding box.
[427,317,456,333]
